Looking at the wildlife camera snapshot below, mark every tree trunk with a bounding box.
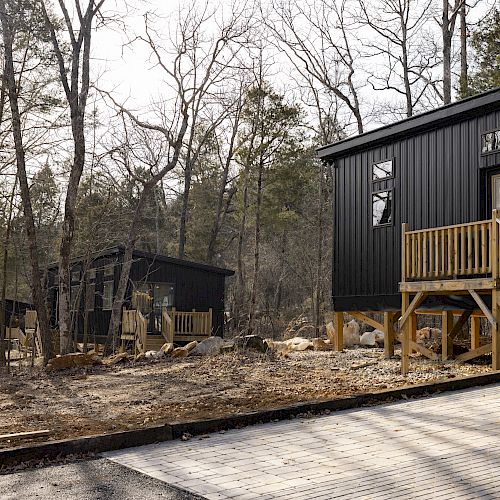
[314,162,324,337]
[178,159,192,259]
[248,157,264,335]
[0,0,53,364]
[459,1,468,97]
[0,179,16,366]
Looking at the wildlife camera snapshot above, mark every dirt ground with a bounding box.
[0,347,491,451]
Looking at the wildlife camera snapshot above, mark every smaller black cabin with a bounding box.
[46,247,234,344]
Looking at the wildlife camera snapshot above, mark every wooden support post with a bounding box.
[442,311,454,361]
[383,312,394,359]
[471,316,481,350]
[493,289,500,371]
[410,312,417,354]
[401,292,410,375]
[333,312,344,351]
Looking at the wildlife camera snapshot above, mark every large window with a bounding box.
[481,130,500,154]
[372,190,392,227]
[103,281,114,310]
[85,282,95,312]
[372,159,393,181]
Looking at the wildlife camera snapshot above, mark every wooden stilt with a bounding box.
[401,292,410,375]
[333,312,344,351]
[441,311,454,361]
[383,312,394,358]
[471,316,481,350]
[493,289,500,370]
[409,312,417,354]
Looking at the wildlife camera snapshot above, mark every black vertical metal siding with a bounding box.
[46,251,229,341]
[334,109,500,311]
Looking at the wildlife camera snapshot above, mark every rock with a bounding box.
[284,337,310,346]
[160,342,174,354]
[46,352,102,372]
[343,320,360,347]
[360,329,385,347]
[185,341,198,352]
[312,338,330,351]
[171,347,189,358]
[265,340,291,355]
[102,352,129,366]
[145,350,157,358]
[326,321,336,344]
[292,340,313,351]
[235,335,269,353]
[190,336,224,356]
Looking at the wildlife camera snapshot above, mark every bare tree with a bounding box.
[102,4,250,350]
[0,0,54,364]
[358,0,438,117]
[440,0,464,103]
[268,0,364,134]
[40,0,106,354]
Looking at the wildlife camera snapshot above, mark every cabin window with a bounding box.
[372,159,393,181]
[481,130,500,154]
[103,264,114,278]
[86,268,96,281]
[71,270,81,283]
[103,281,114,310]
[372,190,392,227]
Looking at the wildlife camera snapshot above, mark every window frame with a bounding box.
[480,129,500,155]
[372,157,395,182]
[371,187,394,229]
[102,280,114,311]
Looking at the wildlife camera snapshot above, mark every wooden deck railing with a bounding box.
[402,210,500,282]
[161,307,213,342]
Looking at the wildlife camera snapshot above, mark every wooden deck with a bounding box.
[399,210,500,374]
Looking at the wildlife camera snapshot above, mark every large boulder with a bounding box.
[102,352,129,366]
[185,341,198,352]
[171,347,189,358]
[312,338,330,351]
[234,335,269,353]
[190,336,224,356]
[46,352,102,371]
[343,319,360,347]
[360,329,385,347]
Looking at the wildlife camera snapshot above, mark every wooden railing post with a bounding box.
[208,308,213,335]
[492,209,498,280]
[401,223,408,283]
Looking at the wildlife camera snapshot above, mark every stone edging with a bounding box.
[1,371,499,468]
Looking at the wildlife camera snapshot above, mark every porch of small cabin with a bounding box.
[329,210,500,375]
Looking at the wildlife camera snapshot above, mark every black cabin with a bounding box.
[46,247,234,343]
[318,88,500,312]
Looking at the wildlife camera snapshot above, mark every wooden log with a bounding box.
[0,430,51,442]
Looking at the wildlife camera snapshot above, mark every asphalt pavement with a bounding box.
[0,458,202,500]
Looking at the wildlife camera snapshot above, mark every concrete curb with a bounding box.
[1,370,499,468]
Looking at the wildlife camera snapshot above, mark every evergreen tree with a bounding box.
[463,8,500,97]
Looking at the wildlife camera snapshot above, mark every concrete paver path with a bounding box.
[105,384,500,499]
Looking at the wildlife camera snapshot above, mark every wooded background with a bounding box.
[0,0,498,363]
